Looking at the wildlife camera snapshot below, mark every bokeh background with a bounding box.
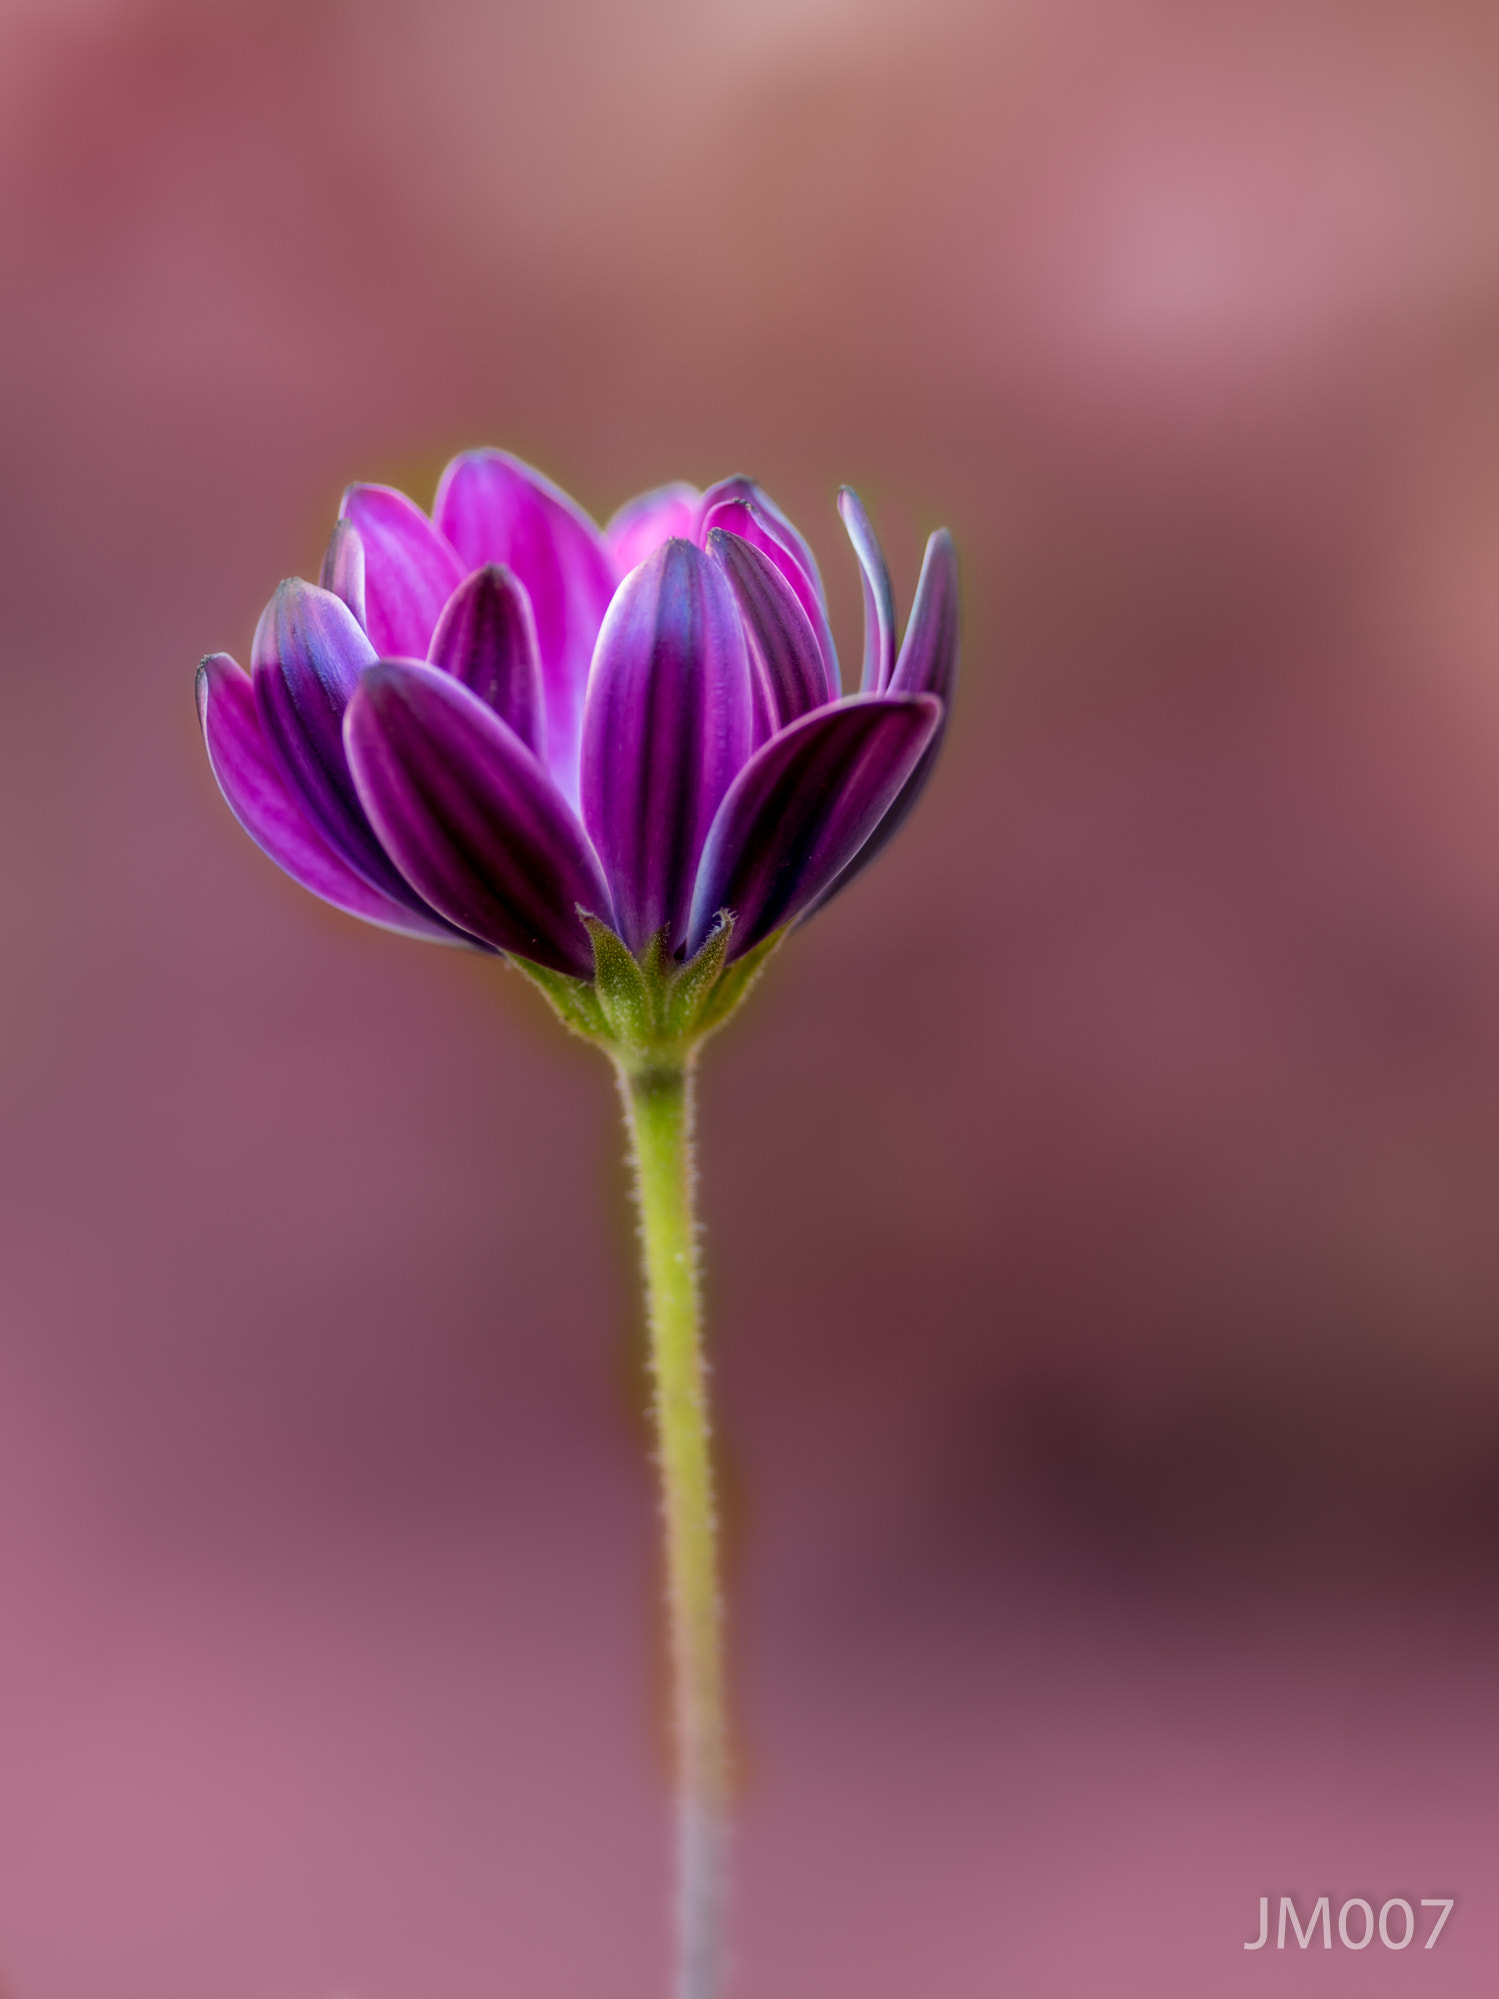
[2,0,1499,1991]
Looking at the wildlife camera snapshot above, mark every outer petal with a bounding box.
[197,653,468,945]
[433,449,618,805]
[706,528,828,747]
[606,482,700,572]
[427,565,546,762]
[345,661,610,976]
[698,481,840,699]
[339,484,466,661]
[581,538,753,954]
[837,487,897,693]
[319,518,367,632]
[251,577,426,909]
[687,693,941,958]
[805,529,960,917]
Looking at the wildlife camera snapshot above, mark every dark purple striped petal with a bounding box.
[706,529,828,747]
[801,531,960,919]
[319,518,368,631]
[427,565,546,762]
[837,487,896,693]
[698,480,840,699]
[687,693,941,958]
[344,661,609,976]
[606,482,700,573]
[251,577,428,909]
[338,484,466,662]
[580,539,753,954]
[197,653,466,944]
[433,449,618,804]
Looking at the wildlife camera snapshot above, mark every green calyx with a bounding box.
[508,912,784,1068]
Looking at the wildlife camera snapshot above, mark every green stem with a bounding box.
[618,1055,728,1999]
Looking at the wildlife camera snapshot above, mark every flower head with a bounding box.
[197,452,957,999]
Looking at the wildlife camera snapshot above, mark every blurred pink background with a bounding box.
[3,0,1499,1991]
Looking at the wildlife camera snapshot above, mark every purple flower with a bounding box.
[198,451,957,983]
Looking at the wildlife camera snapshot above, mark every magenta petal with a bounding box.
[581,539,753,954]
[837,487,897,693]
[250,577,425,909]
[706,529,828,747]
[687,693,942,958]
[319,518,368,632]
[606,482,701,573]
[197,654,468,945]
[698,480,840,698]
[696,475,828,603]
[339,484,466,661]
[427,565,547,763]
[344,661,609,976]
[433,449,618,803]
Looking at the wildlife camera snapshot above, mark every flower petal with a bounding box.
[433,449,618,805]
[696,475,828,601]
[687,693,941,958]
[606,482,701,572]
[837,487,896,693]
[344,661,610,976]
[250,577,428,909]
[339,483,466,661]
[706,528,828,747]
[888,527,959,702]
[250,581,462,924]
[802,530,960,917]
[581,539,753,954]
[427,565,546,762]
[698,478,840,698]
[319,518,368,632]
[197,653,467,944]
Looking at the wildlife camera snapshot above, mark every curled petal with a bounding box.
[251,578,425,908]
[687,693,941,958]
[339,484,465,661]
[197,654,468,944]
[696,475,828,603]
[581,539,752,954]
[803,530,960,918]
[428,565,546,762]
[889,528,959,702]
[837,487,896,693]
[345,661,610,976]
[706,529,828,746]
[433,449,618,804]
[698,480,840,699]
[606,482,701,573]
[319,518,367,631]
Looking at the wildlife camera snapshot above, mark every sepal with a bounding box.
[505,956,610,1043]
[661,913,734,1041]
[690,925,786,1041]
[582,913,655,1046]
[513,911,784,1064]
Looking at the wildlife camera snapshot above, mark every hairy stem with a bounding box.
[618,1056,728,1999]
